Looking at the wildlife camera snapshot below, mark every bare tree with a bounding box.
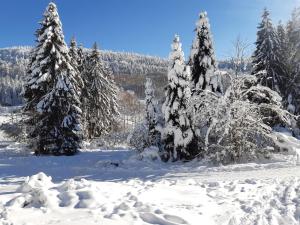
[230,35,251,77]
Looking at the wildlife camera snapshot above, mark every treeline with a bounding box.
[0,47,168,77]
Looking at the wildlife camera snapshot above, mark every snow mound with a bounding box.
[273,132,300,165]
[0,203,12,225]
[7,174,102,209]
[7,173,58,208]
[7,187,58,209]
[139,146,160,161]
[17,172,53,192]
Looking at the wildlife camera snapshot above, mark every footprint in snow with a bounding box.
[140,212,188,225]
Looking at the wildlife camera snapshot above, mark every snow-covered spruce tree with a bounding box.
[145,78,161,147]
[252,9,280,92]
[77,44,85,74]
[162,35,196,161]
[82,43,119,139]
[189,12,219,93]
[69,37,80,70]
[283,8,300,114]
[128,80,163,153]
[23,2,83,155]
[274,22,293,108]
[69,38,85,75]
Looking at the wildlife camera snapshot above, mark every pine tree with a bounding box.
[162,35,196,161]
[23,2,83,155]
[82,43,119,139]
[144,78,160,147]
[252,8,279,92]
[189,12,217,93]
[284,8,300,114]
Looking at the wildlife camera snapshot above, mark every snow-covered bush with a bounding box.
[127,122,150,153]
[191,75,292,164]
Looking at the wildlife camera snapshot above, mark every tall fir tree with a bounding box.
[189,12,217,93]
[69,38,85,75]
[274,22,290,99]
[77,44,85,74]
[82,43,119,139]
[69,37,80,71]
[284,8,300,114]
[252,8,279,92]
[24,2,83,155]
[144,78,160,147]
[162,35,196,161]
[286,7,300,56]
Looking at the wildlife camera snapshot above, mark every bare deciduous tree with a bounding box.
[230,35,251,77]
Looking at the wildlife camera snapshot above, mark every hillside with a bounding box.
[0,46,168,76]
[0,47,249,106]
[0,46,169,106]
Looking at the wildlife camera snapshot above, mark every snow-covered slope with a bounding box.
[1,110,300,225]
[0,46,168,76]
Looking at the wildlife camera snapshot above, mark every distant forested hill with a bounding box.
[0,47,246,106]
[0,46,169,106]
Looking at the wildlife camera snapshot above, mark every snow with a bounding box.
[0,109,300,224]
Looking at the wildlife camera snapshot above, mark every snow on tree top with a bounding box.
[196,11,211,30]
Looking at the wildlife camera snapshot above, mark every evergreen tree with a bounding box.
[69,38,85,75]
[252,9,279,92]
[162,35,196,161]
[77,44,85,74]
[284,8,300,114]
[69,37,80,70]
[145,78,160,147]
[286,7,300,55]
[189,12,217,93]
[23,2,83,155]
[83,43,119,139]
[275,22,290,99]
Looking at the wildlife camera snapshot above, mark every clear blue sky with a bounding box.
[0,0,299,59]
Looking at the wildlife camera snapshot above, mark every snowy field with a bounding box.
[1,109,300,225]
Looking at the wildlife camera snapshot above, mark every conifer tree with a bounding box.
[83,43,119,139]
[162,35,195,161]
[274,22,290,98]
[77,44,85,74]
[189,12,217,93]
[69,38,85,74]
[144,78,160,147]
[23,2,83,155]
[69,37,80,70]
[252,8,279,91]
[284,8,300,114]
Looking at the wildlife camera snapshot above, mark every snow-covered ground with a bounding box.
[1,109,300,225]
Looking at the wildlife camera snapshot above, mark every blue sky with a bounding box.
[0,0,299,59]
